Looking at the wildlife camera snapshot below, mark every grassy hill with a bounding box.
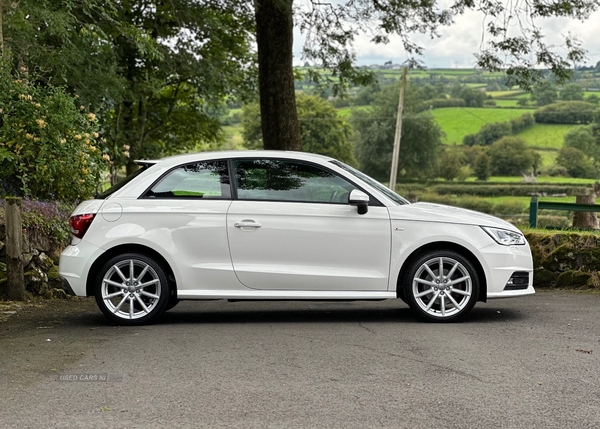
[515,124,572,150]
[430,107,532,144]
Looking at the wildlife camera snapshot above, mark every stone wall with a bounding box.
[526,232,600,290]
[0,225,68,299]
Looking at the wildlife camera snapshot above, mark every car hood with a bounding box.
[389,202,519,231]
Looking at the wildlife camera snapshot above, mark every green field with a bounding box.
[336,105,370,118]
[515,124,573,149]
[486,90,525,98]
[221,124,244,149]
[430,107,532,144]
[536,150,557,167]
[492,99,521,107]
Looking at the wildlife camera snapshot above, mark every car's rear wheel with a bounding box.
[404,250,479,322]
[95,253,169,325]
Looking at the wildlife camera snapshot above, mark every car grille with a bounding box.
[504,272,530,291]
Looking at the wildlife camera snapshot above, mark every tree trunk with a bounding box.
[254,0,301,151]
[572,195,599,229]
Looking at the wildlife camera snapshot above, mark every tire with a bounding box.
[94,253,170,325]
[165,297,180,312]
[404,250,479,322]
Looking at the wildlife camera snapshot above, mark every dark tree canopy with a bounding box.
[2,0,257,177]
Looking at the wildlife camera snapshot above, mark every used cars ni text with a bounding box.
[59,151,534,325]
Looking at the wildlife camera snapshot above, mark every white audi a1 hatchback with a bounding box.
[59,151,534,325]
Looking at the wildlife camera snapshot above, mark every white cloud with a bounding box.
[294,6,600,68]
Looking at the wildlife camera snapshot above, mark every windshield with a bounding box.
[330,160,409,206]
[96,165,150,199]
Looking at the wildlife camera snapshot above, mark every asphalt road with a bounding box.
[0,291,599,429]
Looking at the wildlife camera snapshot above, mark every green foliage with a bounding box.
[560,83,584,101]
[556,147,597,178]
[563,125,600,161]
[453,197,494,214]
[241,95,357,165]
[514,124,573,150]
[3,0,257,175]
[241,104,262,150]
[456,86,486,107]
[415,98,466,112]
[430,108,532,145]
[432,183,592,197]
[531,81,558,106]
[585,94,600,105]
[539,164,569,177]
[0,63,106,202]
[354,84,381,106]
[510,113,535,133]
[0,200,73,253]
[465,121,512,146]
[20,201,74,248]
[352,81,443,181]
[2,0,125,100]
[462,113,535,146]
[488,137,535,176]
[438,149,463,181]
[296,94,356,165]
[534,101,597,124]
[492,200,526,215]
[474,151,491,181]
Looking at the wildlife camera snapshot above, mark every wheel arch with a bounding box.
[86,244,177,297]
[396,241,487,302]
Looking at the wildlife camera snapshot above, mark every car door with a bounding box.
[226,158,392,291]
[135,160,237,291]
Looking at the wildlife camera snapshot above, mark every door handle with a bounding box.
[234,221,262,229]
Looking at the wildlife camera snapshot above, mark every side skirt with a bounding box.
[177,290,396,300]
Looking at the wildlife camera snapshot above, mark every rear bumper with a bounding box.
[58,240,105,296]
[60,277,77,296]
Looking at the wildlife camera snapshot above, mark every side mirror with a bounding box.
[348,189,369,215]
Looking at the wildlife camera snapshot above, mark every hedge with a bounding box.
[431,183,593,197]
[533,101,598,124]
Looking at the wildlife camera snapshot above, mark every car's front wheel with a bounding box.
[404,250,479,322]
[95,253,170,325]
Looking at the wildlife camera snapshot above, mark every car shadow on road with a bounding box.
[155,301,528,326]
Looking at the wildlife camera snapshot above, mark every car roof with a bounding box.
[137,150,336,169]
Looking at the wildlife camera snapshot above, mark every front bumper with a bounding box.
[480,243,535,299]
[58,240,105,296]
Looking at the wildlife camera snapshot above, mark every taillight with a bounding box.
[69,214,96,239]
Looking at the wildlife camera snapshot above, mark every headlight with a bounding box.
[481,226,526,246]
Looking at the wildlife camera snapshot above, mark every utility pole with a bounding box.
[388,67,408,192]
[0,1,4,58]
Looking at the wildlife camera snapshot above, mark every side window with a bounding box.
[145,161,231,199]
[234,159,354,203]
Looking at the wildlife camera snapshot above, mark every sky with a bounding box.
[293,5,600,69]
